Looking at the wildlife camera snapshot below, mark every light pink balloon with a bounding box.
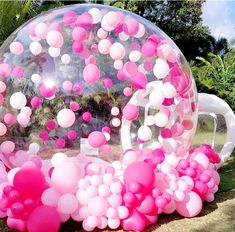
[83,64,100,84]
[10,41,24,55]
[51,161,84,194]
[46,30,64,48]
[88,196,108,216]
[176,191,202,217]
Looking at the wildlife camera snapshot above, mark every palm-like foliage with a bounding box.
[0,0,62,46]
[191,50,235,111]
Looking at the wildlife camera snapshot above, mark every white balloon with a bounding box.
[48,47,60,57]
[129,50,141,62]
[29,41,42,55]
[51,153,68,167]
[154,112,168,127]
[89,8,103,24]
[57,108,75,128]
[119,32,129,41]
[134,23,145,38]
[163,82,176,98]
[145,115,155,126]
[149,90,165,108]
[61,54,71,64]
[111,107,120,116]
[10,92,27,109]
[137,126,152,141]
[112,118,121,127]
[31,73,41,84]
[57,194,78,214]
[153,59,170,79]
[28,143,40,154]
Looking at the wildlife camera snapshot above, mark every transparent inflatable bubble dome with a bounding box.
[0,4,197,164]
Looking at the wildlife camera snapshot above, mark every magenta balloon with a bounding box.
[13,166,47,199]
[27,205,60,232]
[124,162,155,189]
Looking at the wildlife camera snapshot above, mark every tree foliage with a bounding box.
[191,50,235,111]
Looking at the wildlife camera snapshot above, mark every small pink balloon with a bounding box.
[131,72,147,89]
[0,141,15,154]
[76,12,93,28]
[72,41,83,53]
[0,63,12,78]
[35,23,48,39]
[123,18,139,36]
[123,87,132,97]
[0,81,6,93]
[88,131,106,148]
[63,11,77,27]
[72,27,88,42]
[39,130,49,141]
[27,206,60,232]
[83,64,100,84]
[30,97,42,108]
[46,119,57,130]
[103,78,112,89]
[17,114,27,126]
[55,138,66,149]
[62,80,73,91]
[0,123,7,136]
[4,113,15,125]
[110,42,126,60]
[46,30,64,48]
[48,23,62,32]
[10,42,24,55]
[67,130,77,140]
[123,104,139,121]
[82,112,92,122]
[69,101,80,111]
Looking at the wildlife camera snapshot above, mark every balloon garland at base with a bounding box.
[0,3,223,232]
[0,144,220,232]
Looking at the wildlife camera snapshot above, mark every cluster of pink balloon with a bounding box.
[0,144,220,231]
[0,4,222,232]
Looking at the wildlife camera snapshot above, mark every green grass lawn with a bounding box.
[0,132,234,232]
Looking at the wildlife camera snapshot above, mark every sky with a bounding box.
[202,0,235,41]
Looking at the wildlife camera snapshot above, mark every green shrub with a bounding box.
[191,50,235,112]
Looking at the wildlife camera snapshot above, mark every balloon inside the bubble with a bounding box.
[0,4,222,232]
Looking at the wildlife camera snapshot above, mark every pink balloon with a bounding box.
[46,30,64,48]
[176,191,202,217]
[27,206,60,232]
[51,161,84,194]
[124,162,155,189]
[13,166,47,199]
[72,27,88,42]
[63,11,77,27]
[123,104,139,121]
[83,64,100,84]
[4,113,15,125]
[88,131,107,148]
[10,42,24,55]
[0,63,12,78]
[88,196,108,216]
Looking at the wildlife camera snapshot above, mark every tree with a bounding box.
[191,50,235,111]
[0,0,62,46]
[104,0,215,61]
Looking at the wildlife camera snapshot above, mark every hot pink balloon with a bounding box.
[27,206,60,232]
